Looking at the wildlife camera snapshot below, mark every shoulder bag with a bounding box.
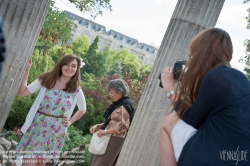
[88,108,123,155]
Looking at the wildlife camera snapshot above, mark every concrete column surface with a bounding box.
[0,0,51,132]
[116,0,225,165]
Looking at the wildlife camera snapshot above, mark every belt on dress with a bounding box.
[37,110,67,118]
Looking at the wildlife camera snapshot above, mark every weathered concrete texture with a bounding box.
[117,0,225,165]
[0,0,51,132]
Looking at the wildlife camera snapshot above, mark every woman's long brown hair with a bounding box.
[38,54,81,93]
[174,28,233,118]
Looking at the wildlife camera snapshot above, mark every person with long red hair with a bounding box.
[159,28,250,166]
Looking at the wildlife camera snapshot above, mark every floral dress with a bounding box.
[16,88,77,159]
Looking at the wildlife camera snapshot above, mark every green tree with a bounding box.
[71,35,90,58]
[36,1,75,55]
[35,0,112,54]
[94,47,113,76]
[82,36,99,75]
[63,125,91,151]
[29,49,55,82]
[4,94,37,130]
[67,0,112,18]
[108,59,123,77]
[112,49,142,79]
[47,45,74,63]
[243,0,250,77]
[140,64,152,77]
[47,35,90,63]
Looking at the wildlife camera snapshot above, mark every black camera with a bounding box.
[158,60,187,88]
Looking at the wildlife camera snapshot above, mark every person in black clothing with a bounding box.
[89,78,134,166]
[159,28,250,166]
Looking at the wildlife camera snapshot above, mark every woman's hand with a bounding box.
[63,118,71,127]
[97,129,106,137]
[90,125,97,134]
[17,58,33,97]
[26,58,32,71]
[161,66,176,92]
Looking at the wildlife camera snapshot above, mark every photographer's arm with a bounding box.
[161,66,180,104]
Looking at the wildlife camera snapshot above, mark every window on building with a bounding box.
[131,42,136,46]
[93,25,98,31]
[79,20,84,24]
[108,31,112,36]
[153,50,158,54]
[86,22,90,28]
[69,15,75,20]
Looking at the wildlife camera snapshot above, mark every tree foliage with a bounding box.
[47,45,74,63]
[71,36,90,57]
[28,49,55,82]
[112,49,142,79]
[108,59,123,77]
[63,126,91,151]
[4,94,37,130]
[84,36,99,68]
[67,0,112,18]
[243,0,250,77]
[36,1,75,54]
[81,36,100,75]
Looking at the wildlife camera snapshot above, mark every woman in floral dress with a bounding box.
[16,54,86,166]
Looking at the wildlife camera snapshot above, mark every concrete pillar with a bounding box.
[117,0,225,165]
[0,0,51,132]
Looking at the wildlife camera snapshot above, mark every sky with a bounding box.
[54,0,250,73]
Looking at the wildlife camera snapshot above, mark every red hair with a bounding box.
[174,28,233,117]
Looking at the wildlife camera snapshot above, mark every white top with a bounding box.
[21,79,86,134]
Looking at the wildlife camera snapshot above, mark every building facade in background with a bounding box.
[65,11,158,66]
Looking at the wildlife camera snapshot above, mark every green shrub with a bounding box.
[2,130,19,142]
[4,93,37,130]
[62,126,94,166]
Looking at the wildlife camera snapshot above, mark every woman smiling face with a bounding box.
[61,59,78,78]
[108,89,123,102]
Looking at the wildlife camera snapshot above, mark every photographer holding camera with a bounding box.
[159,28,250,166]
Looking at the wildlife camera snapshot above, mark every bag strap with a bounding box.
[101,106,121,130]
[104,106,124,130]
[104,108,117,124]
